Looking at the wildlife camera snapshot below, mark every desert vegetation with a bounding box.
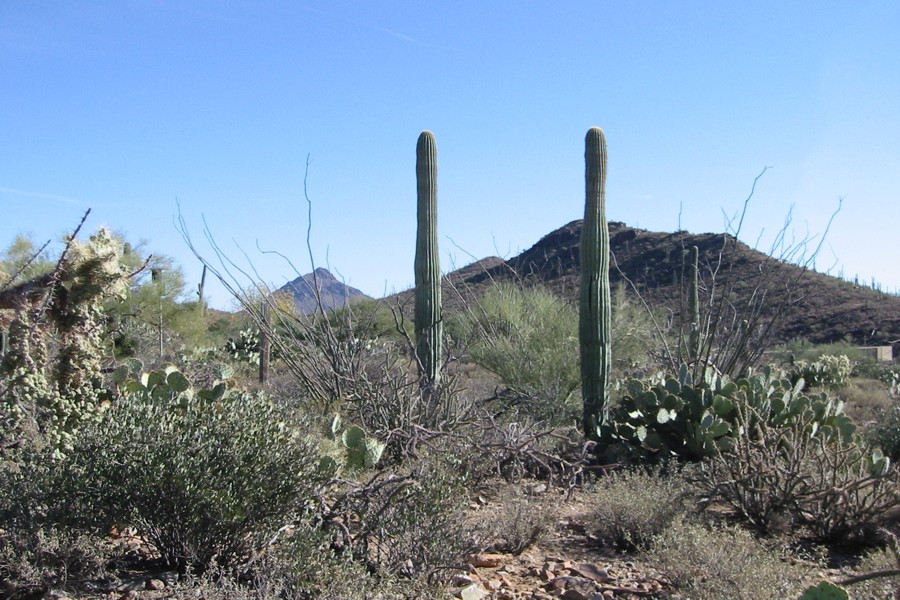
[1,130,899,600]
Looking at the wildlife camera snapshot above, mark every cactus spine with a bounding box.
[414,131,443,388]
[688,245,701,363]
[579,127,611,437]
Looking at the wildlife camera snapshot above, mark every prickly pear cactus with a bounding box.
[414,130,443,389]
[579,127,611,438]
[798,581,849,600]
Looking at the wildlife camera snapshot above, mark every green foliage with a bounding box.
[317,415,386,474]
[579,126,612,437]
[414,130,443,388]
[607,367,857,461]
[223,327,263,366]
[60,366,324,571]
[798,582,849,600]
[0,234,53,288]
[457,283,580,424]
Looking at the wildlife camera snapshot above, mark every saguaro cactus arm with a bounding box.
[414,130,443,387]
[579,127,611,438]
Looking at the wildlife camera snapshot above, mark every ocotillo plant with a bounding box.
[415,130,443,388]
[579,127,611,438]
[688,245,701,364]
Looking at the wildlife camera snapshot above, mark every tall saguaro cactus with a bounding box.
[415,131,443,388]
[579,127,611,438]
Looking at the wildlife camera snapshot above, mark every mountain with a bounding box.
[278,268,370,314]
[398,220,900,350]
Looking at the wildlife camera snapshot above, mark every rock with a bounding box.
[145,578,166,590]
[458,582,488,600]
[469,553,505,568]
[560,590,592,600]
[568,563,613,583]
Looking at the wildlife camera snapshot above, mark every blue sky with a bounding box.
[2,1,898,308]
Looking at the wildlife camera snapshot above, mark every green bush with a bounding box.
[455,283,581,424]
[587,468,689,551]
[59,367,324,572]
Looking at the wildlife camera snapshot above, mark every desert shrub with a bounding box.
[698,393,900,542]
[648,520,806,600]
[472,485,557,555]
[181,522,449,600]
[455,283,581,425]
[57,366,324,572]
[0,527,107,598]
[328,460,471,579]
[587,467,690,552]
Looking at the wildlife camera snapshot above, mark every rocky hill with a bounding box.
[400,220,900,350]
[278,267,370,314]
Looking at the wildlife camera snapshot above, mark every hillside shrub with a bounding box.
[58,366,324,572]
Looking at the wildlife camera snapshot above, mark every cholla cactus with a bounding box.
[0,227,130,456]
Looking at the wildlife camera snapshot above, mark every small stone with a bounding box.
[469,553,505,568]
[569,563,613,583]
[458,582,488,600]
[146,579,166,590]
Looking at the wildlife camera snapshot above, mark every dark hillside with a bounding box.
[396,220,900,350]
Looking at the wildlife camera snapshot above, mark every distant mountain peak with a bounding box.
[277,268,370,314]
